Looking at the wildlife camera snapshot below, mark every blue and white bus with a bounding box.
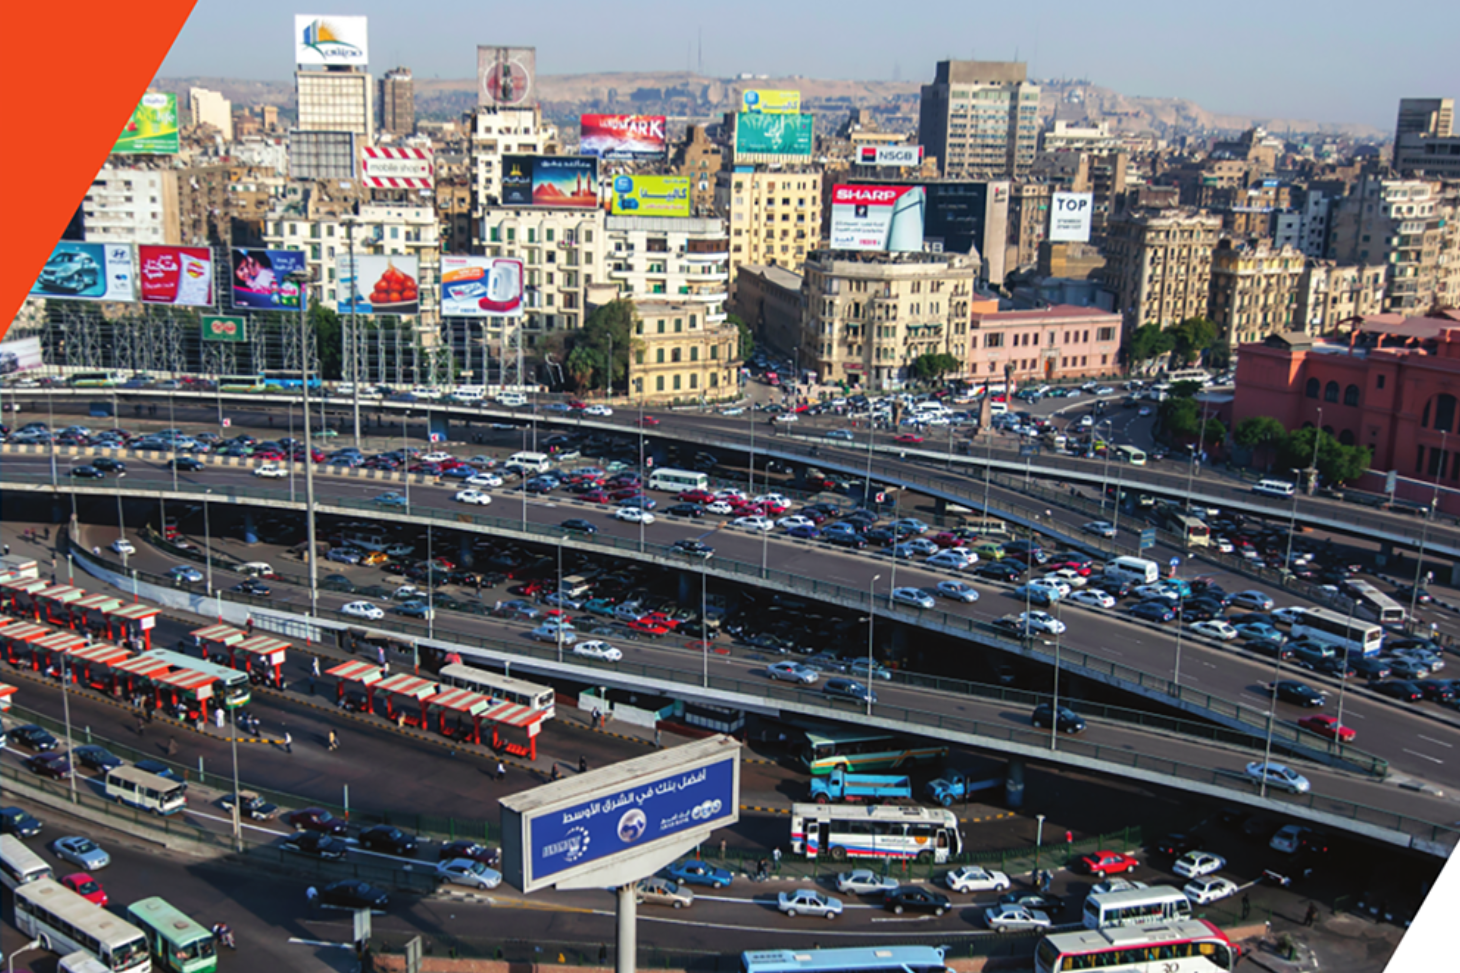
[743,947,950,973]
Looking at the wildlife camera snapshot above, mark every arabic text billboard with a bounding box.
[230,249,306,310]
[1050,192,1095,243]
[608,175,691,218]
[501,156,599,208]
[858,145,924,167]
[478,46,536,107]
[741,90,800,114]
[337,255,421,315]
[830,185,927,252]
[441,256,524,317]
[30,243,134,302]
[295,15,369,67]
[138,246,214,306]
[579,115,667,160]
[115,93,179,155]
[735,113,813,159]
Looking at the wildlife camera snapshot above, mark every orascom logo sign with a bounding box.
[295,15,369,65]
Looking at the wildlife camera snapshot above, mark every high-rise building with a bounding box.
[478,206,606,333]
[1396,98,1454,147]
[671,125,723,216]
[379,67,415,137]
[715,167,822,284]
[1293,261,1387,334]
[188,87,233,142]
[82,168,181,245]
[1207,241,1306,346]
[1327,175,1458,314]
[1005,181,1050,273]
[468,106,558,249]
[296,69,374,142]
[1103,209,1222,331]
[918,60,1040,179]
[605,215,730,323]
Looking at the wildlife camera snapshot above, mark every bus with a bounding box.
[139,649,251,708]
[1114,444,1147,466]
[127,898,217,973]
[13,878,151,973]
[439,662,556,719]
[648,468,710,493]
[742,947,950,973]
[216,375,266,393]
[69,372,125,389]
[1082,885,1192,929]
[800,729,949,776]
[1163,369,1212,387]
[0,833,53,890]
[105,767,188,816]
[1036,920,1238,973]
[1338,579,1407,626]
[260,372,322,391]
[1164,511,1210,548]
[1290,606,1385,657]
[789,803,963,863]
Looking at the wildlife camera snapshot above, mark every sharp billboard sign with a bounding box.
[1050,192,1094,243]
[830,185,926,252]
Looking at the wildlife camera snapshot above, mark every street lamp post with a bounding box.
[287,270,320,626]
[8,939,42,973]
[1173,600,1184,686]
[60,654,77,801]
[1049,600,1063,752]
[867,574,881,716]
[1284,408,1322,579]
[1099,419,1114,513]
[1408,429,1446,628]
[556,537,565,664]
[345,217,363,450]
[229,705,242,851]
[1034,813,1046,873]
[202,488,213,596]
[1259,648,1284,800]
[701,562,710,688]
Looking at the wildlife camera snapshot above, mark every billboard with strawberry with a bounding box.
[335,255,420,315]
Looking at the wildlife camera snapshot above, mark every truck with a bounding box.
[809,767,913,804]
[924,770,1002,807]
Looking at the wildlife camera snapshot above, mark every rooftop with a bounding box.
[972,303,1121,324]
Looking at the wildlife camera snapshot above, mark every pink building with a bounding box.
[967,305,1124,383]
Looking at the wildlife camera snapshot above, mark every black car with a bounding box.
[437,839,499,866]
[1273,681,1325,707]
[974,561,1024,582]
[322,575,356,593]
[70,465,104,479]
[134,760,189,791]
[232,579,272,597]
[1246,638,1294,661]
[92,457,127,473]
[71,745,124,773]
[997,890,1065,915]
[284,831,349,860]
[821,531,868,550]
[1031,704,1086,734]
[864,527,898,546]
[560,518,598,535]
[1128,602,1175,623]
[1288,643,1335,672]
[359,825,418,855]
[823,678,876,704]
[884,886,951,916]
[25,753,71,780]
[672,539,714,559]
[1182,599,1227,621]
[667,503,706,518]
[1154,833,1201,858]
[1350,656,1392,680]
[320,879,389,910]
[1414,679,1456,702]
[0,806,43,837]
[169,457,205,472]
[1374,680,1424,702]
[10,724,59,751]
[1091,577,1132,598]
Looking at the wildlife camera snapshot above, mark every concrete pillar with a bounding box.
[677,569,692,605]
[934,496,948,521]
[1376,541,1394,570]
[1449,561,1460,588]
[616,883,637,973]
[460,534,474,568]
[1005,756,1026,810]
[242,512,258,545]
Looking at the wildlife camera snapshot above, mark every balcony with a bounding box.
[608,267,634,279]
[682,248,730,262]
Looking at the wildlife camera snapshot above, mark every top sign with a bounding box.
[857,145,924,168]
[295,15,369,66]
[1050,191,1094,243]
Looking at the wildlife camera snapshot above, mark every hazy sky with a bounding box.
[158,0,1458,130]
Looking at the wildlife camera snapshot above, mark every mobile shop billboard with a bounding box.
[0,337,44,375]
[115,93,179,155]
[609,175,691,218]
[138,246,214,307]
[360,146,434,189]
[501,156,599,208]
[337,255,421,315]
[295,15,369,67]
[735,113,813,158]
[580,115,667,160]
[740,89,800,114]
[478,46,537,107]
[858,145,924,167]
[829,185,927,252]
[1050,191,1095,243]
[441,256,525,317]
[30,243,134,302]
[230,249,307,310]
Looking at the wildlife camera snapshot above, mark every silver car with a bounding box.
[767,661,818,684]
[836,869,899,896]
[437,857,503,889]
[52,836,110,871]
[635,877,693,908]
[983,903,1051,933]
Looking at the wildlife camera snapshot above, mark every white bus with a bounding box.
[1290,606,1385,657]
[0,833,53,890]
[789,803,963,864]
[105,766,187,816]
[1252,479,1297,499]
[1082,885,1192,929]
[14,878,151,973]
[507,451,553,473]
[1163,369,1212,387]
[1104,556,1161,586]
[1338,579,1407,626]
[439,662,556,719]
[1165,512,1210,548]
[647,468,709,493]
[1037,920,1238,973]
[1115,444,1148,466]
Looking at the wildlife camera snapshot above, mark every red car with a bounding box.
[679,489,716,504]
[566,399,587,410]
[1081,850,1139,876]
[640,612,681,630]
[284,807,349,836]
[894,433,924,444]
[437,840,499,867]
[1045,559,1093,576]
[637,416,661,426]
[1297,714,1356,742]
[929,532,962,549]
[512,580,550,597]
[62,872,108,905]
[609,487,642,501]
[580,490,612,504]
[626,618,670,636]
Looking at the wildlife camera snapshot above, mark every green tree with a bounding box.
[1166,316,1219,365]
[310,304,344,380]
[566,345,598,390]
[911,352,961,382]
[1159,396,1202,438]
[1201,417,1227,446]
[1126,324,1174,365]
[1234,416,1287,451]
[575,299,639,392]
[1169,379,1203,399]
[726,313,755,361]
[1206,344,1232,371]
[1280,427,1373,486]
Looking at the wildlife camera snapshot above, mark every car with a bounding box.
[1234,621,1285,643]
[1296,714,1356,742]
[25,753,72,779]
[613,507,656,524]
[109,538,136,556]
[1272,607,1308,626]
[1191,620,1239,641]
[1031,704,1086,733]
[453,489,493,505]
[884,886,952,916]
[826,429,856,442]
[61,872,108,905]
[1350,656,1392,681]
[1229,590,1276,611]
[167,565,204,584]
[893,433,924,445]
[394,600,435,619]
[765,660,818,684]
[1273,680,1325,707]
[1069,589,1116,609]
[341,601,385,621]
[1090,877,1150,896]
[890,587,936,610]
[373,491,410,508]
[360,825,419,856]
[9,725,59,751]
[672,539,715,559]
[1269,824,1312,854]
[574,639,623,662]
[637,415,661,426]
[437,857,504,889]
[634,876,693,908]
[284,807,350,835]
[1154,833,1201,859]
[1127,601,1175,623]
[1080,850,1139,876]
[1017,611,1067,635]
[1183,876,1239,905]
[998,891,1066,915]
[529,622,578,644]
[1172,851,1226,879]
[925,550,974,572]
[666,503,706,518]
[50,836,110,870]
[1082,521,1118,538]
[283,831,349,860]
[168,456,205,472]
[71,745,124,773]
[732,515,776,533]
[320,880,390,910]
[1245,761,1311,794]
[935,580,979,603]
[70,465,105,478]
[664,859,733,888]
[326,548,362,565]
[983,904,1052,933]
[1374,679,1424,702]
[437,840,499,867]
[944,865,1011,893]
[560,518,598,535]
[777,888,843,918]
[823,678,876,704]
[0,806,43,837]
[835,869,900,896]
[253,463,288,478]
[219,791,279,820]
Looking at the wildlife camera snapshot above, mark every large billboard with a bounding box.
[734,113,813,159]
[858,145,924,167]
[137,246,214,307]
[360,146,434,189]
[441,256,524,317]
[295,15,369,67]
[741,90,800,114]
[114,93,179,155]
[230,248,307,310]
[1050,191,1095,243]
[201,316,247,343]
[0,337,44,376]
[30,243,134,302]
[289,130,357,181]
[608,175,691,218]
[336,255,420,315]
[501,156,599,208]
[579,115,667,160]
[830,185,927,252]
[477,46,537,107]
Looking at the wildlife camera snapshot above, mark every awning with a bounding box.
[108,604,161,629]
[33,631,87,653]
[235,635,290,657]
[156,669,216,697]
[375,673,438,700]
[0,579,49,595]
[326,660,384,685]
[37,585,87,605]
[192,623,247,645]
[111,656,174,678]
[75,594,125,612]
[425,686,493,716]
[71,643,132,666]
[0,622,52,642]
[480,700,543,729]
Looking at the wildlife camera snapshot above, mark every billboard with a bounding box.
[137,246,214,307]
[289,130,357,181]
[608,175,691,218]
[336,255,421,315]
[741,89,800,114]
[230,248,307,310]
[501,156,598,208]
[360,146,434,189]
[858,145,924,167]
[579,115,667,160]
[30,243,134,302]
[441,256,525,317]
[478,46,537,107]
[830,185,926,252]
[0,337,44,376]
[1050,191,1095,243]
[295,15,369,67]
[735,113,813,159]
[201,316,247,343]
[114,93,179,154]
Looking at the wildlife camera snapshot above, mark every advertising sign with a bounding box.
[336,255,421,315]
[441,256,525,317]
[478,46,537,107]
[30,243,134,302]
[360,146,434,189]
[501,156,599,208]
[734,113,813,159]
[608,175,691,218]
[137,246,214,307]
[114,93,179,155]
[230,249,307,310]
[295,15,370,67]
[579,115,667,160]
[0,337,44,376]
[289,130,357,182]
[857,145,924,167]
[740,90,800,114]
[830,185,927,252]
[201,316,247,343]
[1050,192,1094,243]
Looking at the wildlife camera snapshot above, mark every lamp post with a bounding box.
[1408,429,1445,628]
[229,705,242,851]
[8,939,42,973]
[866,574,881,717]
[865,425,877,511]
[1099,419,1114,513]
[344,216,363,450]
[1034,813,1046,873]
[701,561,710,688]
[60,654,77,801]
[1049,600,1063,752]
[1259,648,1284,800]
[1173,599,1184,686]
[1283,408,1322,579]
[202,488,213,596]
[1332,596,1357,755]
[287,270,320,625]
[556,537,565,663]
[426,524,435,641]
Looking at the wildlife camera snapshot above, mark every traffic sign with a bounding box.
[221,418,231,428]
[1139,528,1156,550]
[1169,557,1181,568]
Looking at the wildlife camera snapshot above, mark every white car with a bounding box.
[1028,577,1071,598]
[1017,611,1066,635]
[777,888,841,918]
[835,869,899,896]
[945,865,1011,893]
[342,601,384,621]
[927,550,975,571]
[573,640,623,662]
[777,515,816,531]
[1183,876,1238,905]
[1090,878,1149,896]
[584,405,613,417]
[935,580,979,603]
[767,661,818,684]
[1069,589,1116,609]
[1190,620,1238,641]
[466,472,503,488]
[1244,760,1310,794]
[420,452,454,464]
[1270,825,1308,854]
[1043,568,1088,589]
[614,507,656,525]
[453,489,493,505]
[1082,521,1117,538]
[755,493,792,506]
[1272,607,1308,626]
[714,489,747,501]
[530,622,577,644]
[1133,584,1180,603]
[733,515,776,532]
[983,904,1051,933]
[772,413,799,424]
[1172,851,1226,879]
[705,501,735,515]
[890,587,936,610]
[253,464,287,478]
[437,857,503,889]
[109,538,136,555]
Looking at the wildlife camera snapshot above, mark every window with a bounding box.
[1339,429,1355,446]
[656,349,666,364]
[636,321,643,335]
[1377,374,1386,390]
[657,321,666,334]
[635,350,644,364]
[673,375,682,391]
[656,376,665,391]
[1097,327,1116,342]
[671,348,682,363]
[1343,384,1360,407]
[1432,394,1457,432]
[690,374,698,389]
[690,347,699,362]
[1305,377,1320,399]
[674,318,683,333]
[546,228,555,242]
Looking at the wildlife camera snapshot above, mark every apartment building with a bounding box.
[670,124,723,216]
[714,167,822,282]
[1328,175,1454,314]
[1103,209,1222,332]
[468,106,558,247]
[733,263,803,355]
[1040,121,1119,153]
[296,69,373,142]
[379,68,415,137]
[82,168,181,246]
[605,215,729,323]
[1395,98,1453,148]
[627,299,740,403]
[176,164,279,248]
[967,305,1123,382]
[479,206,607,332]
[188,88,233,142]
[918,60,1040,178]
[1207,242,1305,346]
[1293,261,1387,333]
[1005,181,1051,272]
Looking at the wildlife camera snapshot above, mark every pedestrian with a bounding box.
[1065,830,1073,844]
[245,617,254,635]
[591,707,601,730]
[551,763,560,781]
[283,731,292,754]
[43,527,49,541]
[1241,893,1251,919]
[3,544,8,556]
[328,729,339,751]
[93,546,100,557]
[1304,903,1318,927]
[166,736,178,756]
[496,760,506,781]
[654,728,662,749]
[311,656,321,678]
[773,846,782,873]
[306,886,318,910]
[579,755,588,773]
[214,708,225,730]
[719,839,727,860]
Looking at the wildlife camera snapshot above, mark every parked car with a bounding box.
[1183,876,1238,905]
[944,865,1011,893]
[319,880,390,910]
[359,825,418,856]
[283,832,348,860]
[437,858,503,889]
[284,807,350,835]
[1080,850,1139,876]
[1172,851,1226,879]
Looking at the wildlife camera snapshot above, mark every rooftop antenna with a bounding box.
[698,27,703,76]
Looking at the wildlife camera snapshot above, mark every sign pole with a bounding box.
[615,884,637,973]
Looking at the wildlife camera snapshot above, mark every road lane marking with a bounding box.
[1402,749,1445,764]
[1417,736,1453,748]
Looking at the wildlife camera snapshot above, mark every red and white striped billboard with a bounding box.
[360,146,434,189]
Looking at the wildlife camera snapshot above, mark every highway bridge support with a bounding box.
[242,511,258,545]
[1005,756,1025,809]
